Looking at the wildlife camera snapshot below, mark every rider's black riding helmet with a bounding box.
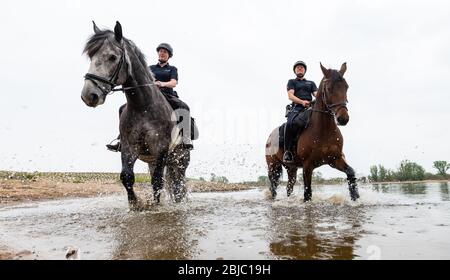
[293,61,307,73]
[156,43,173,58]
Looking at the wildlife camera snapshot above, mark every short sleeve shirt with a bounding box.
[286,78,318,110]
[149,63,178,95]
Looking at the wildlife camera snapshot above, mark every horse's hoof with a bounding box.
[287,188,293,197]
[127,193,138,205]
[349,185,360,201]
[128,200,140,211]
[303,194,312,202]
[270,190,277,199]
[174,193,184,203]
[350,192,360,201]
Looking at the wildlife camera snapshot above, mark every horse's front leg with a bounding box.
[330,156,360,201]
[173,147,190,203]
[120,148,139,209]
[286,167,298,197]
[152,152,167,203]
[303,164,313,202]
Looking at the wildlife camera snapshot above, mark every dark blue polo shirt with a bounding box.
[149,63,178,95]
[287,78,318,110]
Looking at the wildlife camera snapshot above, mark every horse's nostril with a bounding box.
[90,93,99,104]
[338,117,348,125]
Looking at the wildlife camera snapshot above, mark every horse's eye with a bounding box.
[108,55,117,62]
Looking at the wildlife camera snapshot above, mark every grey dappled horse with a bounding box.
[81,21,190,208]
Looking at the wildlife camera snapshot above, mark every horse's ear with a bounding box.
[320,62,330,77]
[114,21,123,42]
[92,21,101,34]
[339,62,347,76]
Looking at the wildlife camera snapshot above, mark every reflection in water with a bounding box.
[372,184,391,193]
[373,183,429,196]
[268,202,366,260]
[400,183,427,195]
[111,207,197,259]
[440,183,449,201]
[1,182,449,259]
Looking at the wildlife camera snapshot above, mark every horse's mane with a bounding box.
[83,29,155,81]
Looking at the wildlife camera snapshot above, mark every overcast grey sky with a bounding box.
[1,0,449,182]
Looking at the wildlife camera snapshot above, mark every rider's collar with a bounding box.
[157,62,170,67]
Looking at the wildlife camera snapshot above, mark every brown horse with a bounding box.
[265,62,360,201]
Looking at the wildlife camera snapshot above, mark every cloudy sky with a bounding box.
[1,0,449,182]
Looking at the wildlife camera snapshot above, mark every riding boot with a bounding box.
[183,122,194,150]
[191,117,199,140]
[283,124,295,163]
[183,138,194,150]
[179,117,197,150]
[106,135,121,152]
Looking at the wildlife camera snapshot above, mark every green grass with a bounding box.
[0,171,151,184]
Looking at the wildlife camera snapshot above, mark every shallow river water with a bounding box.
[1,182,449,259]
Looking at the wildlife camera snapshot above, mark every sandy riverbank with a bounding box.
[0,177,255,206]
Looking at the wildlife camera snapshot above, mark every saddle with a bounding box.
[278,108,312,149]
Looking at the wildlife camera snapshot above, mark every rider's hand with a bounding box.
[155,81,162,87]
[303,100,310,107]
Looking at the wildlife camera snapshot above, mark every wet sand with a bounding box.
[1,181,449,260]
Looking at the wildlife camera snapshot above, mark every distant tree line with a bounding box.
[209,173,229,183]
[198,160,449,186]
[369,160,449,182]
[252,160,449,186]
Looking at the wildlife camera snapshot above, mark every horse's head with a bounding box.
[81,21,131,107]
[318,63,350,126]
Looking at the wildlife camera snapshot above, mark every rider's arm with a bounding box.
[155,66,178,88]
[162,66,178,88]
[287,79,308,106]
[160,79,177,88]
[311,82,318,98]
[288,89,308,106]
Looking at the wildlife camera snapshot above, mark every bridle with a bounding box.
[312,77,348,116]
[84,41,153,97]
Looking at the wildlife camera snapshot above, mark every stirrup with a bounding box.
[283,151,294,163]
[183,143,194,150]
[182,138,194,150]
[106,139,121,152]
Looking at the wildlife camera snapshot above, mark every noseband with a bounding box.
[84,41,153,97]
